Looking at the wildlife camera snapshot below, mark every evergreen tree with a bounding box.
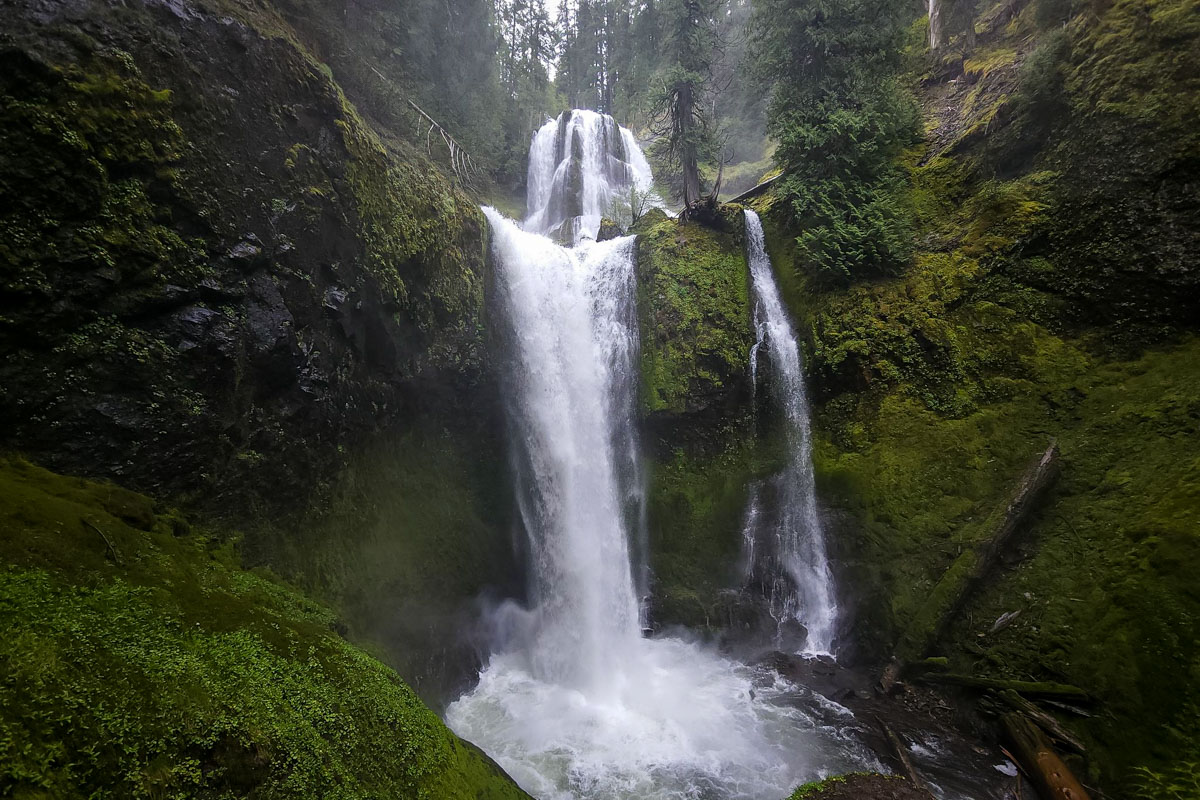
[647,0,721,208]
[750,0,920,282]
[494,0,563,182]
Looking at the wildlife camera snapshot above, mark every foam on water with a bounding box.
[446,208,875,799]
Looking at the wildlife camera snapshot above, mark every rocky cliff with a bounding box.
[0,0,522,697]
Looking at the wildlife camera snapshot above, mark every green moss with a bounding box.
[0,50,206,336]
[0,455,527,799]
[242,427,517,697]
[786,773,904,799]
[647,434,785,628]
[635,218,754,415]
[336,95,488,361]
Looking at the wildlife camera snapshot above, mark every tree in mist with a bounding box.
[750,0,920,282]
[494,0,563,181]
[647,0,722,209]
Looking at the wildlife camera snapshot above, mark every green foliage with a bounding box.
[750,0,921,283]
[0,455,527,799]
[1130,762,1200,800]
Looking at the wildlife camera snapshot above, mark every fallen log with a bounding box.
[998,690,1087,754]
[876,718,934,797]
[728,173,782,203]
[1040,699,1094,718]
[1002,713,1091,800]
[896,440,1060,661]
[916,674,1090,700]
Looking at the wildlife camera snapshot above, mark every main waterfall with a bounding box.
[741,210,839,654]
[447,112,871,800]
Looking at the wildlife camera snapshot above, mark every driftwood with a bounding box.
[896,440,1061,661]
[916,674,1089,700]
[1002,713,1092,800]
[998,690,1087,754]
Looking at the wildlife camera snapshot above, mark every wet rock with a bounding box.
[597,217,624,241]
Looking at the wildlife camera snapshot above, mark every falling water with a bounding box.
[524,109,659,244]
[741,210,839,654]
[446,114,872,800]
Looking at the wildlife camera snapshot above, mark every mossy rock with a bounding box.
[788,773,930,799]
[0,454,529,799]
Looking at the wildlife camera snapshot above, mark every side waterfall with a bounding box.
[742,209,839,654]
[446,112,872,800]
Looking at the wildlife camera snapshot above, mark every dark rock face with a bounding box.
[0,0,517,699]
[0,0,491,520]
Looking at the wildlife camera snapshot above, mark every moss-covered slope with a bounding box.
[0,455,528,799]
[754,0,1200,788]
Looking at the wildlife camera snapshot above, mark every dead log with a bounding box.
[999,690,1086,754]
[728,173,782,204]
[876,718,934,797]
[1001,713,1091,800]
[916,674,1089,701]
[1040,699,1094,718]
[896,440,1060,661]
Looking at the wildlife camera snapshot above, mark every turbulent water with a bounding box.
[447,114,872,800]
[741,210,839,654]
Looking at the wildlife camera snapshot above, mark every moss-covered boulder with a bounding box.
[0,455,529,799]
[635,217,754,422]
[787,774,931,800]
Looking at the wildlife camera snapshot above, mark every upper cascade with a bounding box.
[524,109,657,245]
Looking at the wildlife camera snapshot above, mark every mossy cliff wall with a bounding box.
[0,455,528,799]
[633,213,789,631]
[0,0,517,697]
[754,0,1200,788]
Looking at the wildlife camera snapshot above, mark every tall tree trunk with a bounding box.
[962,0,977,50]
[929,0,944,49]
[679,82,701,206]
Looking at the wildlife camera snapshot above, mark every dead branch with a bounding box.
[83,518,123,565]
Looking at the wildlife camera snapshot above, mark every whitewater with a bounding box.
[446,111,872,800]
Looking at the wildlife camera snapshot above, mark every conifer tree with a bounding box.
[750,0,920,281]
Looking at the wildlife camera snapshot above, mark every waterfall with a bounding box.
[524,109,658,244]
[446,113,872,800]
[484,208,643,691]
[742,209,838,654]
